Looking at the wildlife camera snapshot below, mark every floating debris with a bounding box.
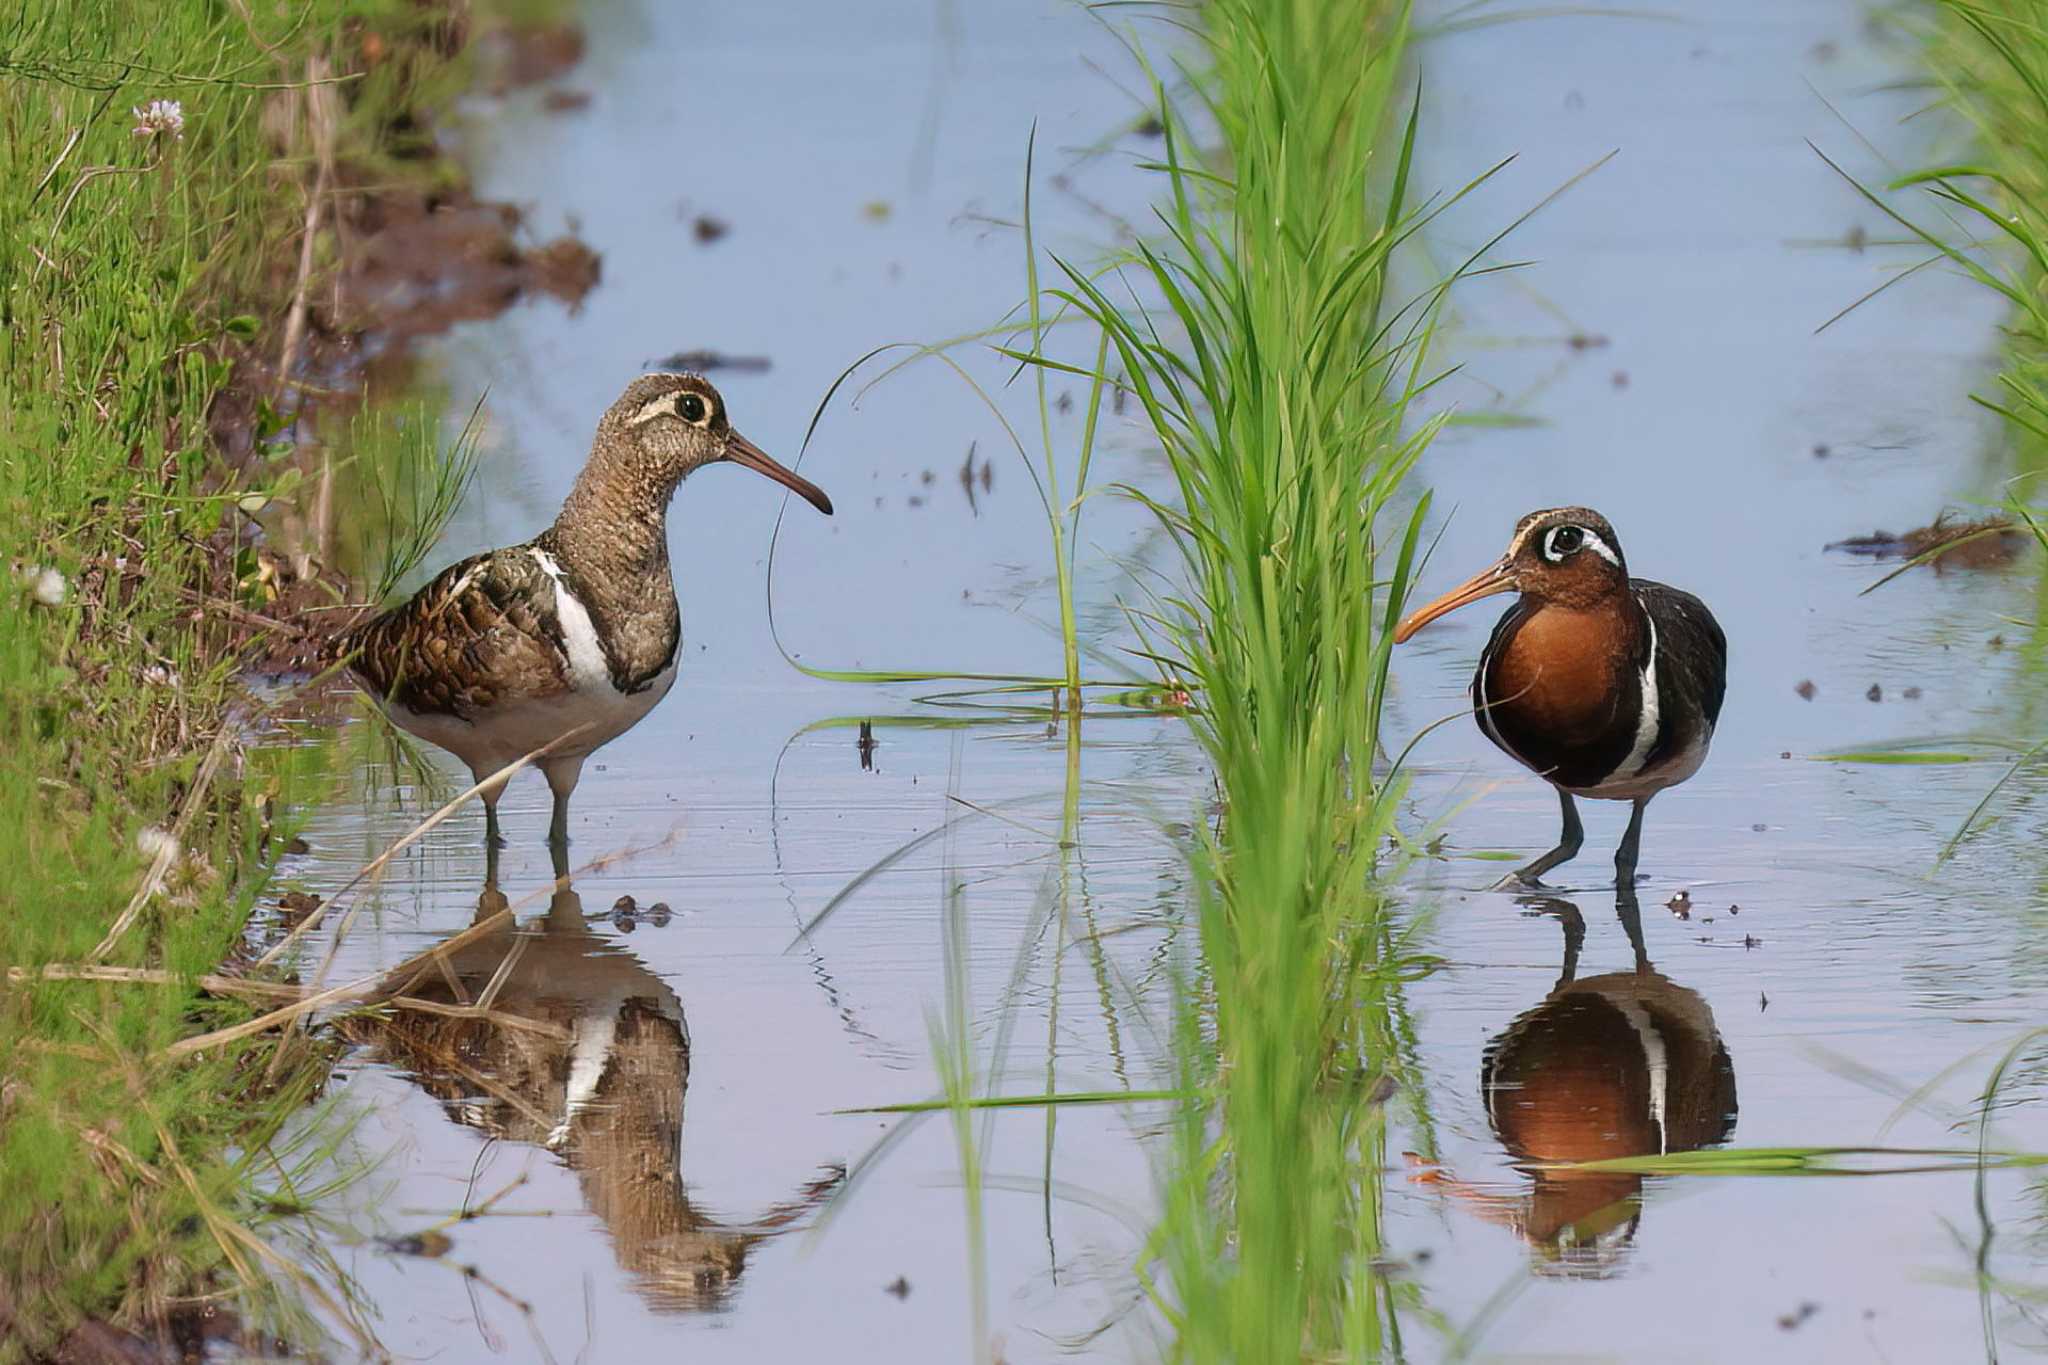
[959,442,982,516]
[692,214,729,244]
[1776,1301,1819,1331]
[1826,514,2025,571]
[1666,889,1692,918]
[857,719,877,771]
[1795,680,1816,701]
[376,1229,454,1259]
[885,1275,911,1299]
[652,349,770,373]
[1866,683,1882,703]
[276,890,321,925]
[541,89,592,113]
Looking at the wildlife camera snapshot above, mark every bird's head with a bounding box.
[1394,507,1626,642]
[597,372,833,515]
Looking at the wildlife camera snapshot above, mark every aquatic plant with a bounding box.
[1020,0,1496,1353]
[1823,0,2048,854]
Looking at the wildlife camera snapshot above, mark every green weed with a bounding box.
[0,0,484,1350]
[1020,0,1492,1354]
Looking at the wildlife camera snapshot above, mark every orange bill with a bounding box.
[1393,560,1516,643]
[728,431,834,515]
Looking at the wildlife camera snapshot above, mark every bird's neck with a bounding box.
[541,462,681,689]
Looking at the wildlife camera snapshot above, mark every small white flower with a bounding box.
[14,561,67,606]
[136,825,181,864]
[132,99,185,141]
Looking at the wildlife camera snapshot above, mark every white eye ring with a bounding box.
[1543,524,1620,566]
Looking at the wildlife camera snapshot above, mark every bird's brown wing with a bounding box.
[337,547,572,719]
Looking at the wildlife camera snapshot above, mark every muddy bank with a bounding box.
[207,24,601,677]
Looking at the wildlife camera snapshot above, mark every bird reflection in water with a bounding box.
[346,846,844,1311]
[1421,887,1736,1276]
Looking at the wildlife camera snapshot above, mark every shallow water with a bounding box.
[278,1,2048,1360]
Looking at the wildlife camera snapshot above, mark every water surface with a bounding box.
[280,2,2048,1360]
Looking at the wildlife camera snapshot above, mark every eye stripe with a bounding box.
[1541,524,1620,566]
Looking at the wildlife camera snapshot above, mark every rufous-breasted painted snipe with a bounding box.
[1393,507,1726,887]
[337,372,833,847]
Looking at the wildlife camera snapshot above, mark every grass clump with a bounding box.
[1834,1,2048,849]
[0,2,501,1352]
[1032,0,1478,1355]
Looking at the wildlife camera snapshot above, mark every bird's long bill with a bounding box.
[727,431,834,515]
[1393,560,1516,643]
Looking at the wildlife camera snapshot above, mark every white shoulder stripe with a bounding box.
[529,547,616,693]
[1611,593,1660,780]
[1610,997,1671,1155]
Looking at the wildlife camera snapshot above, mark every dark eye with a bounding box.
[1546,525,1583,558]
[677,393,708,424]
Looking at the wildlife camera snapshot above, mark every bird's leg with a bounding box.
[1516,894,1585,992]
[1614,881,1651,974]
[472,768,507,850]
[1497,787,1583,889]
[1614,796,1652,888]
[541,756,584,850]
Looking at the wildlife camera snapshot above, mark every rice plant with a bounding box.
[1014,0,1491,1353]
[1823,0,2048,853]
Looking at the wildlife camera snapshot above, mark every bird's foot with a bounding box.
[1489,869,1550,893]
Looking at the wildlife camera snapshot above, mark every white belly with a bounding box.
[1576,725,1711,801]
[386,662,676,777]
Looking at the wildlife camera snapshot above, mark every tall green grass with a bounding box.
[1833,1,2048,1338]
[0,1,482,1350]
[1832,2,2048,850]
[1029,0,1470,1354]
